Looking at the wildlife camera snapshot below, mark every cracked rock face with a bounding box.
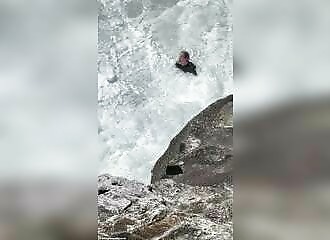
[98,174,233,240]
[151,94,233,186]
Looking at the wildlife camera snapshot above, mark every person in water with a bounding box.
[175,51,197,76]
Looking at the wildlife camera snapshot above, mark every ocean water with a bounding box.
[98,0,233,183]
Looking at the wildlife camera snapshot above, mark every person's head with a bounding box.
[178,51,190,65]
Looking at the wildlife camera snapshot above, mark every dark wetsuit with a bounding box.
[175,62,197,76]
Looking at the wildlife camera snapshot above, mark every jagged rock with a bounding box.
[98,175,233,240]
[151,94,233,186]
[98,95,234,239]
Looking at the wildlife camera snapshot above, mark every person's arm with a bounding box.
[192,65,197,76]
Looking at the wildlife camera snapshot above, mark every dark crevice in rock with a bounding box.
[166,165,183,176]
[122,201,133,212]
[98,189,110,195]
[111,181,119,186]
[161,200,167,206]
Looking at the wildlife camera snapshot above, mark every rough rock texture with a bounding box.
[98,174,233,240]
[98,95,234,239]
[151,94,233,186]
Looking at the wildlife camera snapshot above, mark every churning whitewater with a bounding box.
[98,0,233,183]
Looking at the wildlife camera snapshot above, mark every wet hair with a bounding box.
[180,51,190,60]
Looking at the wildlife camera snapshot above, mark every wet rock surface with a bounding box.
[98,175,232,240]
[151,94,233,186]
[98,95,233,239]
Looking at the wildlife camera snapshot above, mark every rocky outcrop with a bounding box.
[98,95,234,239]
[98,174,233,240]
[151,94,233,186]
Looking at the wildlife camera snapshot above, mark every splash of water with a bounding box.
[98,0,233,183]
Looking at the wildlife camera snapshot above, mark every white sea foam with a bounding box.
[98,0,233,183]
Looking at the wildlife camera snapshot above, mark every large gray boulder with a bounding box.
[151,94,233,186]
